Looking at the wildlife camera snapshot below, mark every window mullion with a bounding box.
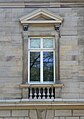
[41,38,43,83]
[40,51,43,83]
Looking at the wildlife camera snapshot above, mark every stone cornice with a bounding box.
[0,2,84,8]
[0,0,84,2]
[0,99,84,109]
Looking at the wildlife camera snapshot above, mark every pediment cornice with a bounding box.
[20,9,63,24]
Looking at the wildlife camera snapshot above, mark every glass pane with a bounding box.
[43,52,54,82]
[43,38,54,48]
[30,38,40,48]
[30,52,40,81]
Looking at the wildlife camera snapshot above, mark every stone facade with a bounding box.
[0,0,84,119]
[0,109,83,119]
[0,6,84,99]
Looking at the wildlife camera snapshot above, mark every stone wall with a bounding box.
[0,109,83,119]
[0,1,84,119]
[0,6,84,99]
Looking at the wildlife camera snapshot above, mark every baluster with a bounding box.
[51,87,54,99]
[47,87,50,99]
[43,88,45,99]
[40,88,43,99]
[29,88,32,99]
[34,88,37,99]
[38,88,41,99]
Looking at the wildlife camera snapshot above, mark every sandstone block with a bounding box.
[18,117,24,119]
[25,117,30,119]
[54,117,59,119]
[80,117,84,119]
[30,110,37,119]
[12,110,28,117]
[4,117,17,119]
[60,117,65,119]
[66,117,79,119]
[55,110,72,116]
[0,110,10,117]
[46,110,54,119]
[73,110,84,116]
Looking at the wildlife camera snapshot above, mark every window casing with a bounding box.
[28,37,55,84]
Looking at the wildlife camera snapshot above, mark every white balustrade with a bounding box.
[34,88,37,99]
[47,87,50,99]
[38,88,41,99]
[29,88,32,99]
[28,86,55,99]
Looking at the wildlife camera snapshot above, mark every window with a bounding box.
[20,9,64,99]
[28,37,55,84]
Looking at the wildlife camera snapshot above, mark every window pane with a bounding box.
[43,38,54,48]
[30,52,40,81]
[43,52,54,82]
[30,38,40,48]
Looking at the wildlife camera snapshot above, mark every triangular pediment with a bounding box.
[20,9,63,24]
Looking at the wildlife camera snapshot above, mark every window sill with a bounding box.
[19,83,64,88]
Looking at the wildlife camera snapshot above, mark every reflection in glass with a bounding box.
[43,52,54,81]
[43,38,53,48]
[30,38,40,48]
[30,52,40,81]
